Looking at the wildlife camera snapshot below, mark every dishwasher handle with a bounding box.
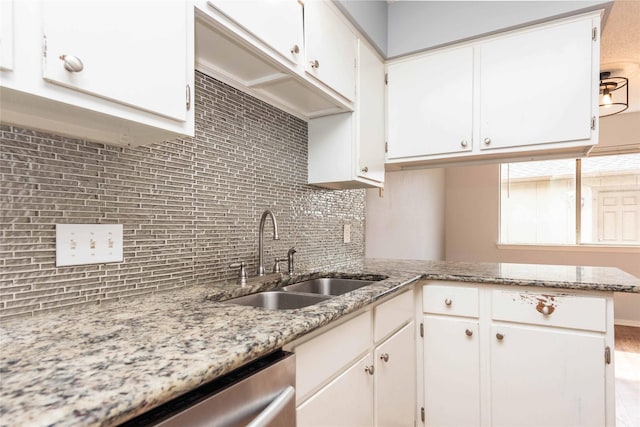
[246,386,295,427]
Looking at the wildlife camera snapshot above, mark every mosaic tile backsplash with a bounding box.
[0,71,365,319]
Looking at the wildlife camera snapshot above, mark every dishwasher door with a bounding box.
[123,351,296,427]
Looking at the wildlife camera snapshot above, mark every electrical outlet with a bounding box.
[343,224,351,244]
[56,224,123,267]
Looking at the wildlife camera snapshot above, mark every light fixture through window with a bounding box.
[599,71,628,117]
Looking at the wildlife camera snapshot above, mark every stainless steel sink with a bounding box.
[226,291,331,310]
[282,278,374,296]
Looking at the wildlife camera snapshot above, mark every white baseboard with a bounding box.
[614,319,640,328]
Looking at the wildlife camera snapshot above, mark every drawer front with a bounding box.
[492,290,607,332]
[294,311,372,403]
[423,284,479,318]
[374,290,413,342]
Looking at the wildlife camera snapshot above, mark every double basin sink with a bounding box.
[226,278,380,310]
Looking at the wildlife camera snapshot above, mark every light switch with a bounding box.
[56,224,123,267]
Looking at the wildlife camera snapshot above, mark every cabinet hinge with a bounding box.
[384,72,388,85]
[592,27,598,41]
[186,84,191,111]
[421,407,425,423]
[385,141,388,153]
[605,346,611,364]
[591,116,596,131]
[42,35,47,58]
[420,322,424,338]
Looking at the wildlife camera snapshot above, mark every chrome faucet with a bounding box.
[257,209,279,275]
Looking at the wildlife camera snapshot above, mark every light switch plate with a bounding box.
[56,224,123,267]
[343,224,351,243]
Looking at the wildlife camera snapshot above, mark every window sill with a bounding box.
[496,243,640,254]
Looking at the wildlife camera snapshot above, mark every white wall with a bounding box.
[386,0,610,58]
[365,169,445,260]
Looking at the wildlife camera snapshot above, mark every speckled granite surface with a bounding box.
[1,259,638,427]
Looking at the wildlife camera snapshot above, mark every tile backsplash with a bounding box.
[0,71,365,319]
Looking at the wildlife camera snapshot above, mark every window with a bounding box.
[500,153,640,246]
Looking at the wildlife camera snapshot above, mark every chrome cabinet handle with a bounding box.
[290,44,300,54]
[496,333,504,341]
[380,353,389,362]
[361,166,368,173]
[364,365,375,375]
[465,329,473,337]
[310,59,320,69]
[59,54,84,72]
[460,140,468,148]
[484,137,491,145]
[246,385,295,427]
[444,298,452,306]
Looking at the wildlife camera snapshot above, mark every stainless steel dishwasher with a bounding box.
[121,350,296,427]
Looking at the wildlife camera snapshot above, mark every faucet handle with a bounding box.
[273,258,287,273]
[229,262,248,286]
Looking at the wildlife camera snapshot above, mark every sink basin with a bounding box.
[226,291,331,310]
[282,278,374,296]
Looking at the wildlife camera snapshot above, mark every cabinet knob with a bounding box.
[444,298,452,306]
[484,137,492,145]
[536,302,555,316]
[361,166,369,173]
[60,54,84,72]
[290,44,300,54]
[496,333,504,341]
[379,353,389,362]
[364,365,375,375]
[460,139,468,148]
[310,59,320,69]
[465,329,473,337]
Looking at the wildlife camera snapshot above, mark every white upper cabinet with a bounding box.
[308,40,385,189]
[0,0,194,147]
[479,17,595,151]
[195,0,353,120]
[42,1,189,122]
[304,0,357,102]
[0,0,14,71]
[207,0,303,66]
[387,46,473,159]
[386,12,600,168]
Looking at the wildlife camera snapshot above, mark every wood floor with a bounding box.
[615,325,640,427]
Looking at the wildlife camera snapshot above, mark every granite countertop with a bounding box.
[1,259,638,427]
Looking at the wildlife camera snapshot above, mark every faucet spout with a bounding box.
[258,209,279,275]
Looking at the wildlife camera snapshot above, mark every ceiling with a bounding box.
[600,0,640,115]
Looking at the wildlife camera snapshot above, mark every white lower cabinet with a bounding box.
[490,325,605,427]
[375,322,415,427]
[423,316,480,427]
[421,281,615,427]
[285,289,415,427]
[297,353,374,427]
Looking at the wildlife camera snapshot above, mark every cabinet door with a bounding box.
[0,0,13,71]
[479,18,595,150]
[304,0,357,101]
[42,1,189,121]
[356,41,385,183]
[387,46,473,159]
[491,324,605,426]
[207,0,303,66]
[423,316,480,427]
[297,353,374,427]
[375,322,415,427]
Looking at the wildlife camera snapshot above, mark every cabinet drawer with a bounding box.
[294,311,371,404]
[492,290,607,332]
[423,284,479,318]
[374,290,413,342]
